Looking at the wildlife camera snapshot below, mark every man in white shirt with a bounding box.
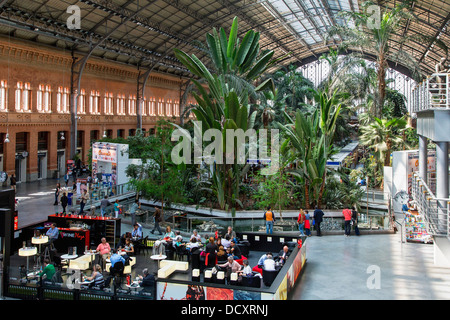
[221,234,231,249]
[263,254,276,271]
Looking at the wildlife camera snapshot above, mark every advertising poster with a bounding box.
[407,150,436,196]
[206,287,233,300]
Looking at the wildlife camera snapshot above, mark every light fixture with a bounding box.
[60,132,65,140]
[103,130,107,138]
[4,132,10,143]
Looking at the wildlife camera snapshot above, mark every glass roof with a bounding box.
[260,0,359,46]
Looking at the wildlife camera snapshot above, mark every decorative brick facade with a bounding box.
[0,37,192,182]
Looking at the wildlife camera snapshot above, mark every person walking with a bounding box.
[113,199,121,219]
[304,210,311,237]
[343,206,352,237]
[60,192,69,214]
[150,207,163,235]
[79,189,89,215]
[53,183,61,205]
[100,195,112,217]
[297,209,305,236]
[128,199,140,226]
[64,172,70,187]
[313,206,325,237]
[10,174,16,192]
[352,206,360,236]
[263,206,275,234]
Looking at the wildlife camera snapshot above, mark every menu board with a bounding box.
[92,143,118,163]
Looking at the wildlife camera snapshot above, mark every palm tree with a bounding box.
[359,117,408,169]
[327,1,423,119]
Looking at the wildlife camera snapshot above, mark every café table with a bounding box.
[19,247,37,272]
[150,254,167,269]
[31,236,49,268]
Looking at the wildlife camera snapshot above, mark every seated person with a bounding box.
[110,249,126,268]
[229,240,241,259]
[163,226,175,242]
[95,237,111,268]
[221,234,231,250]
[116,232,131,250]
[263,254,276,271]
[38,258,56,281]
[46,223,59,246]
[188,237,200,252]
[225,226,237,242]
[190,229,202,243]
[216,256,242,278]
[119,238,134,263]
[174,235,184,248]
[84,264,105,288]
[131,223,143,240]
[216,245,228,263]
[138,268,155,293]
[276,245,290,265]
[252,252,272,274]
[238,259,262,279]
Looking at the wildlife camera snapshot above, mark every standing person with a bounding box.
[10,174,16,192]
[313,206,325,237]
[150,208,163,235]
[352,206,360,236]
[113,199,121,219]
[343,206,352,237]
[100,196,112,217]
[60,192,68,214]
[128,199,140,226]
[53,183,60,205]
[79,189,89,215]
[304,210,311,237]
[64,172,70,187]
[263,206,275,235]
[297,209,305,236]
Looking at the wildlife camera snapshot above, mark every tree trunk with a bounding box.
[376,56,387,119]
[304,182,310,209]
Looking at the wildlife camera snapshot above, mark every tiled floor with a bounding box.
[290,233,450,300]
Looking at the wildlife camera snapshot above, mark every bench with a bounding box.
[157,260,188,278]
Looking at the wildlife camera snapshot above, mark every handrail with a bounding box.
[412,72,450,112]
[411,172,450,237]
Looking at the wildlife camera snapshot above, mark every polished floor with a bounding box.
[5,178,450,300]
[292,233,450,300]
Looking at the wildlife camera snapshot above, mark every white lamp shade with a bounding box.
[230,272,238,281]
[19,247,37,257]
[32,236,49,244]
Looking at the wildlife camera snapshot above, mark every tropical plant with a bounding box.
[359,117,408,171]
[327,1,425,119]
[174,17,277,213]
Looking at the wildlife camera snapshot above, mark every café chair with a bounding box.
[175,245,188,261]
[241,274,261,288]
[262,268,278,287]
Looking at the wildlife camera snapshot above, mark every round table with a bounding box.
[61,254,78,261]
[19,247,37,272]
[83,251,97,267]
[150,254,167,269]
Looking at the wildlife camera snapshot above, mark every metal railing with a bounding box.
[411,172,450,237]
[412,73,450,112]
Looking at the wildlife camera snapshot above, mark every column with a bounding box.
[418,135,427,183]
[435,141,449,236]
[436,141,449,199]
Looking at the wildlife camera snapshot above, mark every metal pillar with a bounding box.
[418,135,428,183]
[436,141,449,199]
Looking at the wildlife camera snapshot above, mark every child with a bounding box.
[304,210,311,237]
